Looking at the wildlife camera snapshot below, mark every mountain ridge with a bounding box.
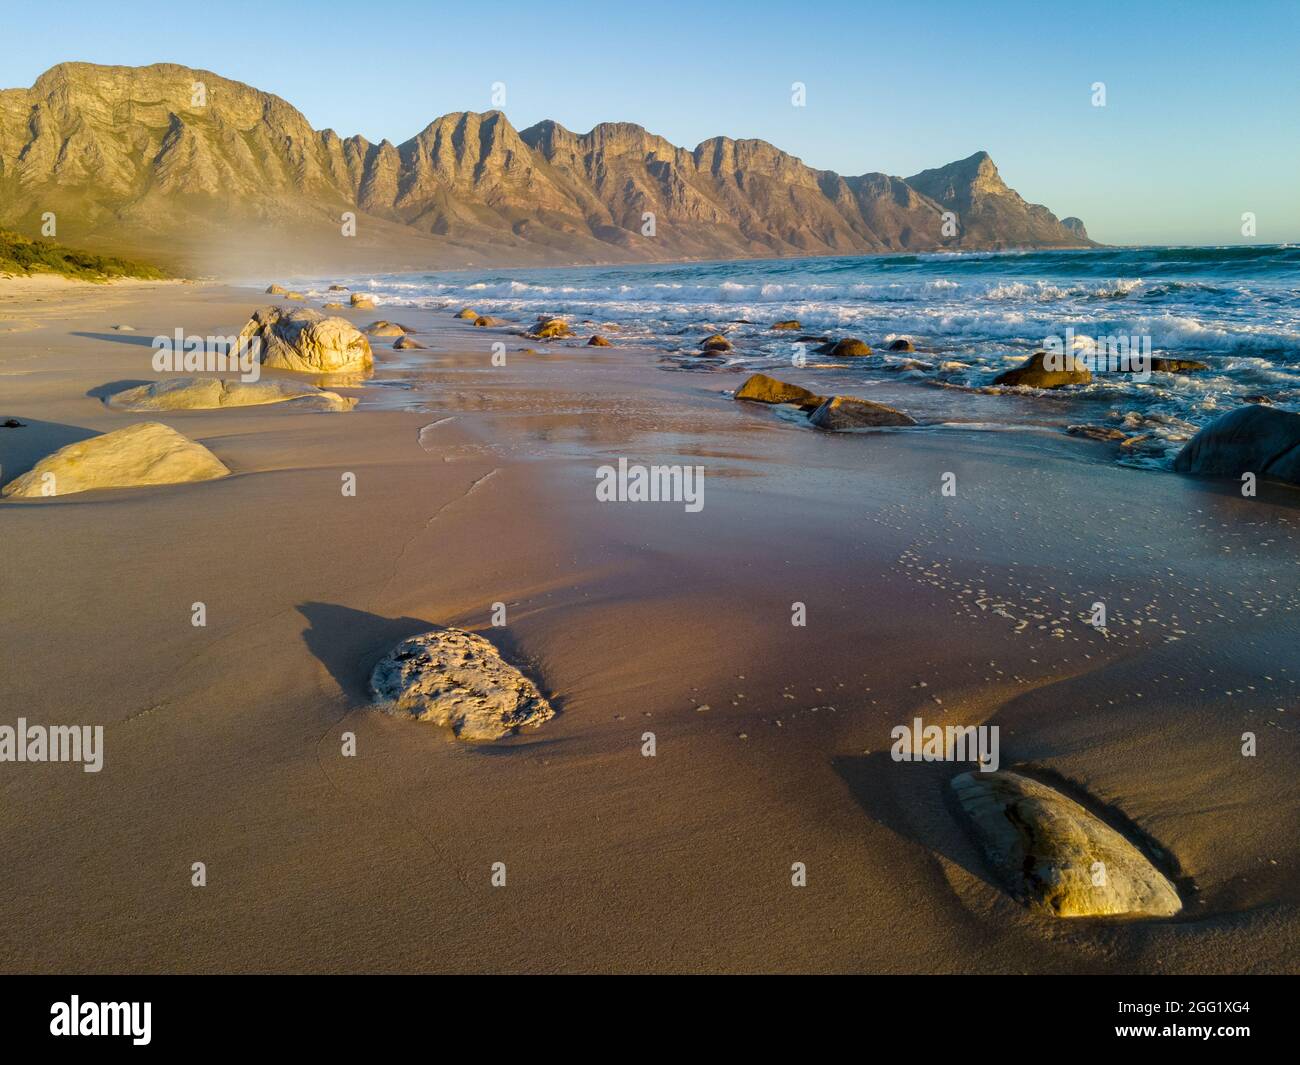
[0,62,1093,275]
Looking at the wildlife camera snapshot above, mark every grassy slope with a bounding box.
[0,229,167,281]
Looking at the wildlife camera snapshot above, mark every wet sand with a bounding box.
[0,278,1297,973]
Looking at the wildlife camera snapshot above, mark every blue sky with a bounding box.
[6,0,1298,245]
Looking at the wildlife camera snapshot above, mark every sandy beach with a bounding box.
[0,276,1297,974]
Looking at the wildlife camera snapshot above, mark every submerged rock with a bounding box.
[369,628,555,741]
[266,284,286,295]
[587,334,612,346]
[1151,357,1210,373]
[473,316,502,327]
[771,319,802,331]
[1173,405,1300,485]
[322,302,344,310]
[950,770,1182,918]
[238,306,373,374]
[2,422,229,498]
[701,333,733,352]
[364,320,407,336]
[887,338,915,353]
[808,395,916,429]
[993,351,1092,389]
[734,373,826,410]
[350,293,375,308]
[285,291,306,301]
[2,418,26,428]
[454,307,479,319]
[394,336,426,349]
[1067,424,1127,442]
[328,284,348,292]
[106,377,356,412]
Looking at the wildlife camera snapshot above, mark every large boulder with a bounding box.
[951,770,1182,918]
[370,628,555,741]
[105,377,356,413]
[808,395,916,429]
[2,422,229,498]
[531,316,574,339]
[817,337,872,357]
[993,351,1091,389]
[734,373,826,411]
[238,306,373,374]
[1172,405,1300,484]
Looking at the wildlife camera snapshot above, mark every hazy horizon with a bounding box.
[6,0,1299,248]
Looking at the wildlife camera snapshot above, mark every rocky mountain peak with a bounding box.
[0,63,1092,272]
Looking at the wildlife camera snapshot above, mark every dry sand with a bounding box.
[0,277,1296,973]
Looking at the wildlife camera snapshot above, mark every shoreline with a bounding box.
[0,280,1296,973]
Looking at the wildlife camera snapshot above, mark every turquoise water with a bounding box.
[305,245,1300,469]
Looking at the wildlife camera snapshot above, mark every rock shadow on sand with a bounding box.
[298,602,438,701]
[832,751,996,889]
[86,379,154,401]
[0,418,100,485]
[70,330,161,348]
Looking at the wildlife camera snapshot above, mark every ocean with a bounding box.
[302,245,1300,471]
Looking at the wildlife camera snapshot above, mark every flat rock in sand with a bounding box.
[105,377,356,412]
[950,770,1182,918]
[370,628,555,741]
[2,422,229,498]
[808,395,916,429]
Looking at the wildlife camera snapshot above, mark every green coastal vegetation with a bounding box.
[0,229,166,281]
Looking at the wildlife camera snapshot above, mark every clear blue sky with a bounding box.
[6,0,1298,245]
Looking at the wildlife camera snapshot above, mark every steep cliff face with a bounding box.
[905,151,1081,249]
[0,63,1092,272]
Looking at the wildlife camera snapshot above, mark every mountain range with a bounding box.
[0,63,1091,275]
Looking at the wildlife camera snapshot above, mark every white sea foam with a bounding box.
[290,248,1300,470]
